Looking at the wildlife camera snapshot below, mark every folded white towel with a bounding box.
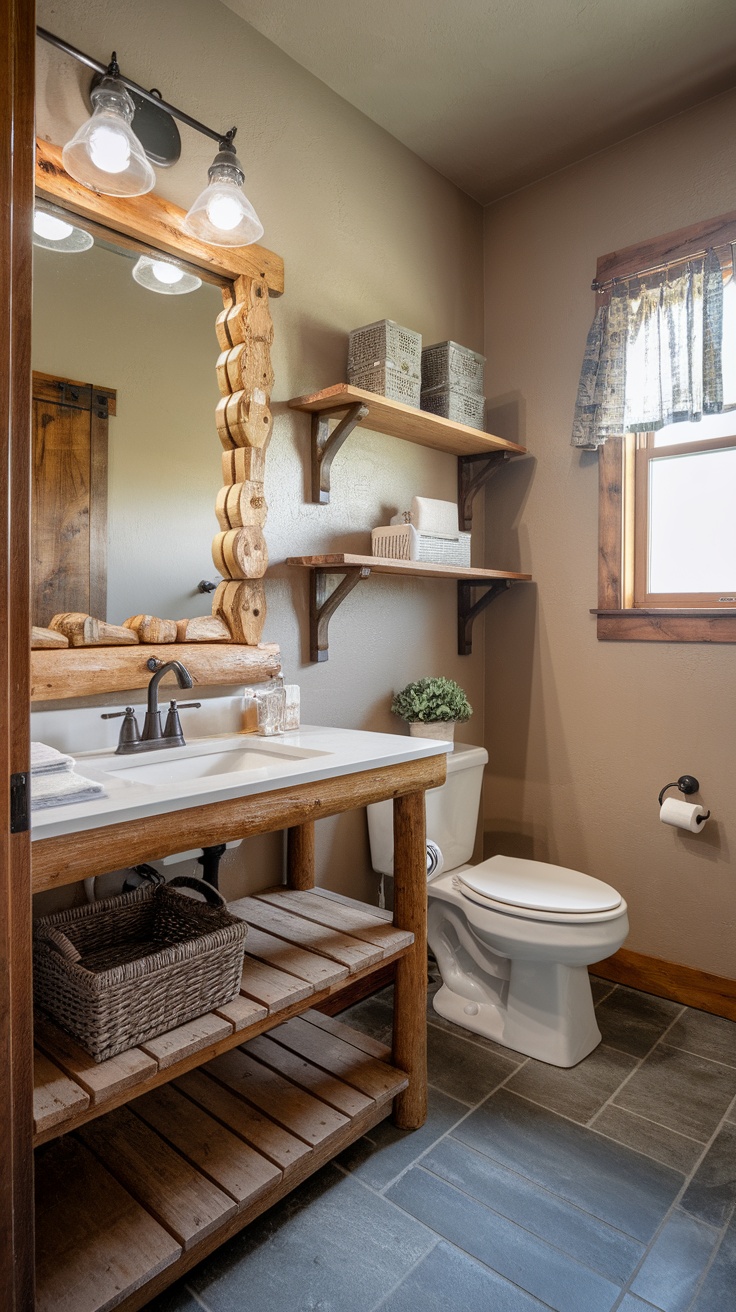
[31,769,105,811]
[31,742,75,776]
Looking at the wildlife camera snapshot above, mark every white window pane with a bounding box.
[648,446,736,595]
[653,411,736,446]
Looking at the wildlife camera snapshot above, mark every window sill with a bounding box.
[591,609,736,642]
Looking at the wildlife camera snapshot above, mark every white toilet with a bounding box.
[367,743,629,1067]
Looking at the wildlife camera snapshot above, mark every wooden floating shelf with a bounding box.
[33,888,412,1146]
[35,1010,405,1312]
[287,554,532,660]
[288,384,526,506]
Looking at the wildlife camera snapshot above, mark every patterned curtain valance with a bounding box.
[571,249,723,449]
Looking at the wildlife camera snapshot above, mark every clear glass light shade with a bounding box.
[33,209,94,253]
[62,76,156,197]
[132,256,202,295]
[183,159,263,248]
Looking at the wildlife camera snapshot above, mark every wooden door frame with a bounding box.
[0,0,35,1306]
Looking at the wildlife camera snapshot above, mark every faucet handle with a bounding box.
[163,699,201,744]
[101,707,141,752]
[176,702,202,710]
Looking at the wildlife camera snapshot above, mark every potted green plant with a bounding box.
[391,676,472,743]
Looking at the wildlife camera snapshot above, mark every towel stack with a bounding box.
[31,742,106,811]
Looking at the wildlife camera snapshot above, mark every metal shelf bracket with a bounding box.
[458,451,512,531]
[311,403,370,504]
[310,566,372,661]
[458,579,514,655]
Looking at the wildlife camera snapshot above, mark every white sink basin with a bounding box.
[104,740,326,787]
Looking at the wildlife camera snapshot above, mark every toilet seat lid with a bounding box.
[457,855,622,915]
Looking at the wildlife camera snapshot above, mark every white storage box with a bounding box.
[421,341,485,395]
[349,364,421,408]
[372,522,471,567]
[348,319,422,380]
[420,385,485,430]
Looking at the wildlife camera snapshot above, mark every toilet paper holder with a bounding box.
[658,775,710,822]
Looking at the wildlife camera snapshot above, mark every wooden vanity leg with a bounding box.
[392,789,427,1129]
[287,821,315,890]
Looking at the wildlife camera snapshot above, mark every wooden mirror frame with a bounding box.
[31,140,285,700]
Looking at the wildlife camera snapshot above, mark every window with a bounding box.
[591,213,736,642]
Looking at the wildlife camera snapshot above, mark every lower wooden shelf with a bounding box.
[33,887,412,1145]
[287,554,533,660]
[35,1009,406,1312]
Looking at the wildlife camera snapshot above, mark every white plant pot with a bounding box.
[408,720,456,742]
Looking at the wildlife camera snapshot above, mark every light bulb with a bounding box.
[150,260,184,284]
[183,139,264,248]
[89,124,131,174]
[33,212,74,241]
[206,193,243,232]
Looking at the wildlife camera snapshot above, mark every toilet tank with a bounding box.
[367,741,488,876]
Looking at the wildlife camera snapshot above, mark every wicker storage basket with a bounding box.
[33,877,248,1062]
[349,364,421,408]
[348,318,422,380]
[420,385,485,429]
[421,341,485,396]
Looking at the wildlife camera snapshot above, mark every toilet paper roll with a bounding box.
[426,840,444,880]
[660,797,709,833]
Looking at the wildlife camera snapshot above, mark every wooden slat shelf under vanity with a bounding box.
[287,553,533,660]
[35,1008,405,1312]
[33,888,413,1147]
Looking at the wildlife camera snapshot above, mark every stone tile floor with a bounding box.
[150,974,736,1312]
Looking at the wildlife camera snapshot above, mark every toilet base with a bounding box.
[432,962,602,1068]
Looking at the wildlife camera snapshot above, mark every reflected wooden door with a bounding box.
[31,371,114,626]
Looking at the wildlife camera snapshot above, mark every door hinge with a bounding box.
[10,772,30,834]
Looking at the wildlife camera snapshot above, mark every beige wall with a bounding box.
[34,0,485,903]
[483,90,736,977]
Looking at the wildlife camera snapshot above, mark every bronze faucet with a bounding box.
[102,660,201,754]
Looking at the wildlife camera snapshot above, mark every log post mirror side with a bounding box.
[31,141,284,700]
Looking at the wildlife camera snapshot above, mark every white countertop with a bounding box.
[31,724,450,842]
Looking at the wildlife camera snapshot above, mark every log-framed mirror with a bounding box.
[31,139,284,701]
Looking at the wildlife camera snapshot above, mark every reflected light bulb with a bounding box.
[89,124,131,174]
[150,261,184,285]
[33,212,74,241]
[206,193,243,231]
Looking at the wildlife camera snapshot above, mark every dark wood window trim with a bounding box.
[592,209,736,643]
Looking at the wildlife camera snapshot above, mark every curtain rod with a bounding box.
[36,26,233,147]
[591,241,733,294]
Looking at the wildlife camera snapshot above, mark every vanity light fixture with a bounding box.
[32,207,94,253]
[183,132,264,248]
[38,28,266,248]
[62,54,156,198]
[132,256,202,295]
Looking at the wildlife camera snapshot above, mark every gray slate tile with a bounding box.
[593,1104,705,1175]
[188,1163,434,1312]
[613,1044,736,1141]
[145,1286,203,1312]
[387,1165,621,1312]
[617,1298,662,1311]
[427,1021,519,1105]
[690,1207,736,1311]
[337,1085,468,1190]
[666,1009,736,1069]
[631,1209,721,1312]
[377,1240,550,1312]
[504,1044,637,1124]
[452,1089,683,1242]
[422,1137,644,1284]
[590,978,617,1006]
[340,994,394,1046]
[680,1121,736,1228]
[595,987,682,1058]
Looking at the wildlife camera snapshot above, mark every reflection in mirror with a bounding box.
[31,213,225,629]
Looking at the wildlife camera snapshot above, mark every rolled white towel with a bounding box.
[31,769,105,811]
[31,742,75,775]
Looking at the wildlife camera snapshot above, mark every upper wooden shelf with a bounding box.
[288,553,531,583]
[289,384,526,458]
